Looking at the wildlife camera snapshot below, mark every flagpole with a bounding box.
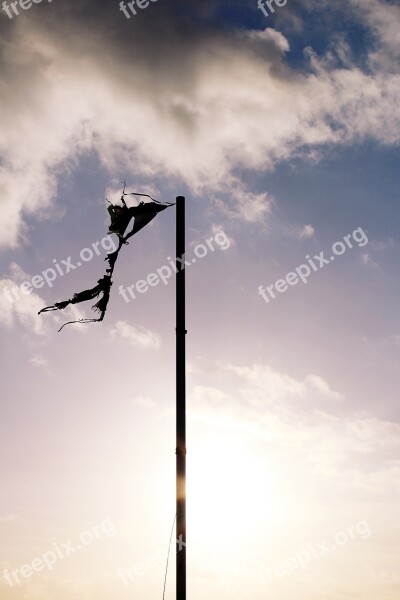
[176,196,186,600]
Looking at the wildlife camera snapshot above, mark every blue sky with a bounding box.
[0,1,400,599]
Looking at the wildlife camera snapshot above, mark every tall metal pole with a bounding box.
[176,196,186,600]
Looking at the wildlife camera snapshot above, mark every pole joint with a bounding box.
[175,447,187,455]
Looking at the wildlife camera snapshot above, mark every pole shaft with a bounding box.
[176,196,186,600]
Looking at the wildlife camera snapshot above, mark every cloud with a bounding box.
[245,27,291,53]
[29,355,48,367]
[192,385,232,405]
[0,1,399,248]
[212,186,273,223]
[133,395,156,409]
[190,361,400,494]
[350,0,400,58]
[0,278,48,336]
[287,223,316,239]
[361,252,378,267]
[225,363,343,402]
[0,261,87,335]
[299,224,315,239]
[305,374,343,400]
[110,320,161,349]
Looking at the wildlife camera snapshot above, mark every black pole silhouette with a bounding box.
[176,196,186,600]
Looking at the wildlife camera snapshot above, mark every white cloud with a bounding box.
[287,223,316,239]
[110,320,161,349]
[210,224,236,247]
[362,253,378,267]
[192,385,232,405]
[0,11,399,247]
[0,278,48,336]
[190,361,400,494]
[225,363,343,402]
[132,395,156,409]
[350,0,400,58]
[245,27,291,53]
[0,264,87,336]
[212,187,273,223]
[300,224,315,239]
[29,355,48,367]
[305,374,343,400]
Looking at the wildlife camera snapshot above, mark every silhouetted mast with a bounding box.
[176,196,186,600]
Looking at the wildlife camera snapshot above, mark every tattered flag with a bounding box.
[39,187,173,331]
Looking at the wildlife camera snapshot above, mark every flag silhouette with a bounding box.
[39,188,173,331]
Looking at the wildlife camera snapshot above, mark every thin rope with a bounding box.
[121,182,174,206]
[162,513,177,600]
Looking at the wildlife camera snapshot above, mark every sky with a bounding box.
[0,0,399,598]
